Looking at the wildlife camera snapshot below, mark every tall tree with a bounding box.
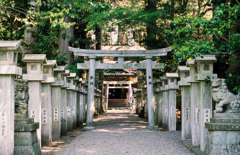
[145,0,157,49]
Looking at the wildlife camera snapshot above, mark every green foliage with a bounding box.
[23,0,74,65]
[166,4,240,92]
[0,0,29,40]
[1,0,239,92]
[168,4,240,63]
[65,57,84,76]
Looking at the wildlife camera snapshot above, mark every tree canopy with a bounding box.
[0,0,239,92]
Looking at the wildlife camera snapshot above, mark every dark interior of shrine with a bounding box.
[109,89,128,99]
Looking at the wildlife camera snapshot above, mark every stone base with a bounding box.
[146,126,158,130]
[14,141,41,155]
[14,118,41,155]
[61,119,68,136]
[205,118,240,155]
[82,126,95,131]
[214,112,240,119]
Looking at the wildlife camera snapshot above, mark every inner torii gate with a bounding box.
[69,47,172,130]
[103,81,136,110]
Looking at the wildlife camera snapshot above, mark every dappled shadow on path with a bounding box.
[92,110,151,134]
[43,109,193,155]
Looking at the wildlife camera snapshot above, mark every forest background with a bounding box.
[0,0,239,93]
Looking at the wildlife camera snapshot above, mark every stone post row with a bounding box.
[0,44,88,153]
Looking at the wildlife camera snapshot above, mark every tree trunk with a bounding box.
[145,0,157,49]
[95,25,102,50]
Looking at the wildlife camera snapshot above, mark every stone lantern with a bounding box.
[52,66,65,141]
[178,66,191,140]
[195,55,217,81]
[54,66,65,85]
[160,76,168,129]
[186,58,200,146]
[60,69,69,136]
[23,54,46,80]
[0,41,22,155]
[68,73,77,90]
[195,55,217,151]
[178,66,190,86]
[41,60,56,146]
[43,60,56,82]
[67,72,77,131]
[23,54,46,148]
[154,79,163,126]
[166,73,179,131]
[73,75,79,129]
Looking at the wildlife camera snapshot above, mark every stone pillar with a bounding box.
[71,74,77,129]
[84,55,96,130]
[195,55,217,151]
[23,54,46,148]
[166,73,179,131]
[67,73,77,131]
[155,79,163,127]
[161,76,169,129]
[94,88,97,116]
[178,66,191,140]
[41,60,56,146]
[65,70,72,132]
[187,59,200,146]
[128,83,134,112]
[135,89,142,114]
[61,70,69,136]
[51,66,65,141]
[105,84,109,111]
[78,79,84,126]
[76,79,81,127]
[82,81,88,123]
[97,89,101,114]
[136,70,143,114]
[153,80,158,124]
[143,86,148,119]
[146,56,155,129]
[0,41,22,154]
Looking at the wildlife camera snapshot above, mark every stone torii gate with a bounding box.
[69,47,172,130]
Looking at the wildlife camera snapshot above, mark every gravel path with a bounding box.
[56,110,193,155]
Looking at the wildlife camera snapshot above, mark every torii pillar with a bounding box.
[84,55,96,130]
[146,56,156,129]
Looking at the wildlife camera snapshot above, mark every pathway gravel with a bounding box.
[55,110,193,155]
